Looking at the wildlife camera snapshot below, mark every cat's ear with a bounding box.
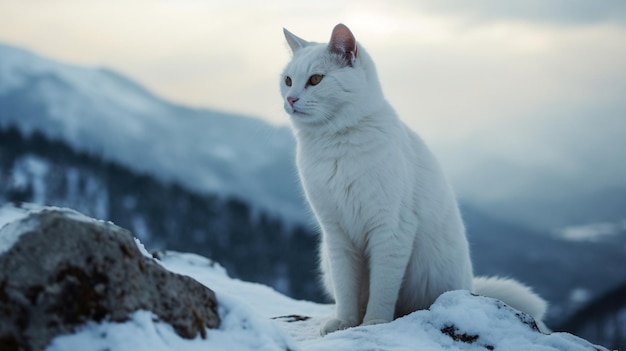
[283,28,309,54]
[328,23,357,66]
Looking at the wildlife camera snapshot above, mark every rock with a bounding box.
[0,208,220,351]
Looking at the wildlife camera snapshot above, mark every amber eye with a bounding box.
[308,74,324,86]
[285,76,292,87]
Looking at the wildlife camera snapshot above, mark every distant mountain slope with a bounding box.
[4,124,625,327]
[471,184,626,231]
[557,281,626,349]
[3,42,624,232]
[1,42,625,329]
[0,127,322,302]
[463,205,626,324]
[0,42,306,223]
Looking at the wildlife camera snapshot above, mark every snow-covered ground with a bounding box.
[0,204,608,351]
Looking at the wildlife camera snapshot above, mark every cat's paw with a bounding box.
[320,318,358,336]
[361,318,389,326]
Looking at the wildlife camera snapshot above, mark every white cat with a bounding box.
[280,24,547,336]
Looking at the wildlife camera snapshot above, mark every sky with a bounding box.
[1,0,625,205]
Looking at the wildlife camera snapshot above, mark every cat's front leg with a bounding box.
[362,229,413,325]
[320,225,362,335]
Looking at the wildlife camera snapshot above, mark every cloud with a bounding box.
[409,0,626,26]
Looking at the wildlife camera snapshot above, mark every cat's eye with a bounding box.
[308,74,324,86]
[285,76,292,87]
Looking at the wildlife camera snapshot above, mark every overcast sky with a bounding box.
[1,0,625,203]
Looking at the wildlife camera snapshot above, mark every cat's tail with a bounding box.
[473,276,549,331]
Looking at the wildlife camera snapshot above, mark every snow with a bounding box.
[47,304,295,351]
[0,203,113,255]
[0,202,47,255]
[43,251,299,351]
[555,219,626,242]
[44,250,609,351]
[0,203,153,261]
[0,202,32,227]
[0,207,37,256]
[134,238,154,259]
[0,206,609,351]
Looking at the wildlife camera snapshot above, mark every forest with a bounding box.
[0,126,323,302]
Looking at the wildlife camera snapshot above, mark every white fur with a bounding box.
[281,24,547,336]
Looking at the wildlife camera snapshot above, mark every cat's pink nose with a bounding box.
[287,96,299,106]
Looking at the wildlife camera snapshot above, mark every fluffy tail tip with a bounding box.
[473,276,548,324]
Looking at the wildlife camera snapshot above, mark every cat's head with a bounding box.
[280,24,384,133]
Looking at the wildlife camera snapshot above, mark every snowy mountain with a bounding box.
[559,281,626,349]
[463,205,626,326]
[1,42,625,333]
[0,205,611,351]
[475,186,626,232]
[0,42,305,223]
[5,128,626,326]
[0,129,322,302]
[2,41,625,233]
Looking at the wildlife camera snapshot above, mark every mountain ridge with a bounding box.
[1,41,625,333]
[0,41,307,223]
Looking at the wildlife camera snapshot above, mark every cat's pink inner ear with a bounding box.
[329,24,358,65]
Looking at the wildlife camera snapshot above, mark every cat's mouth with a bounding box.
[289,107,309,117]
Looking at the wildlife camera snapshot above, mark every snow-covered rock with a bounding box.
[0,205,609,351]
[0,206,219,351]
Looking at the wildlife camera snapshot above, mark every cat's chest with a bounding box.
[297,139,387,212]
[300,138,368,179]
[302,154,360,190]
